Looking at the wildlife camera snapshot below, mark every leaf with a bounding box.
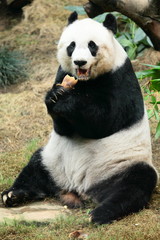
[137,64,160,81]
[146,37,153,47]
[64,6,86,15]
[143,87,152,95]
[143,64,160,69]
[124,32,132,41]
[151,95,156,104]
[155,121,160,140]
[135,69,154,79]
[136,43,145,54]
[150,79,160,91]
[94,13,107,23]
[117,36,133,47]
[134,28,146,43]
[144,95,150,101]
[150,79,160,82]
[127,46,137,60]
[147,109,154,119]
[154,109,160,121]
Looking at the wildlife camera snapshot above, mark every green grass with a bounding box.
[0,138,41,193]
[24,138,41,163]
[0,211,160,240]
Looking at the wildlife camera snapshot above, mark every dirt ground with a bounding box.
[0,0,160,230]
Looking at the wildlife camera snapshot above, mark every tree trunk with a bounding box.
[84,0,160,51]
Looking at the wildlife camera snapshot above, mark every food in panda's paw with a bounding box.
[56,75,78,89]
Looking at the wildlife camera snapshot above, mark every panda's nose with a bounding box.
[74,60,87,67]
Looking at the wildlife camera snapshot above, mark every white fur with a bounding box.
[41,110,155,194]
[57,18,127,80]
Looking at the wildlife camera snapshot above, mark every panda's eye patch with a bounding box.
[67,41,76,57]
[88,41,98,56]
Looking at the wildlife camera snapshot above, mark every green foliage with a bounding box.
[0,47,28,87]
[136,64,160,139]
[115,13,152,60]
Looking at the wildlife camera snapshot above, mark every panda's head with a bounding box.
[57,12,127,80]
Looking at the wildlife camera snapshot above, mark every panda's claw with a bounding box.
[2,194,8,205]
[8,191,13,198]
[51,98,56,103]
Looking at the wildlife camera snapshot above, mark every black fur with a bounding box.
[88,41,99,56]
[2,149,60,207]
[45,58,144,139]
[103,14,117,34]
[67,41,76,57]
[68,11,78,25]
[86,162,157,224]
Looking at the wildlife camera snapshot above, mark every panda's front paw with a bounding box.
[45,86,65,105]
[89,207,114,225]
[1,189,29,207]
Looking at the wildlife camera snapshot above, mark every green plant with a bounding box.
[0,47,28,87]
[115,13,152,60]
[136,64,160,139]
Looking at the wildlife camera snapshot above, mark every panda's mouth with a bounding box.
[76,68,90,80]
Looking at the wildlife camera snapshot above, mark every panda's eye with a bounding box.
[88,41,98,56]
[67,41,76,57]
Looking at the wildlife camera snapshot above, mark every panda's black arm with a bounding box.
[44,66,78,136]
[45,85,76,136]
[45,83,114,139]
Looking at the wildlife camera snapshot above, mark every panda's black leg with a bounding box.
[1,148,60,207]
[87,162,157,224]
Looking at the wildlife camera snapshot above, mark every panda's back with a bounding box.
[41,109,154,194]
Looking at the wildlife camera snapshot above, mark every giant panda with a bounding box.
[2,12,158,225]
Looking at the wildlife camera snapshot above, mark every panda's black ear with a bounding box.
[103,14,117,34]
[68,11,78,25]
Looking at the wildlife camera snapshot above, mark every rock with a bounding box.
[0,201,70,223]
